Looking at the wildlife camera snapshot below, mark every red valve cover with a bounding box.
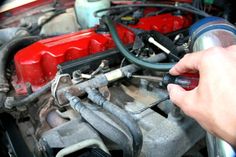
[13,13,192,94]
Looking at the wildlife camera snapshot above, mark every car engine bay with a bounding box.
[0,0,235,157]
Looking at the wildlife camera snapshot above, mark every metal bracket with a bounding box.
[51,74,72,105]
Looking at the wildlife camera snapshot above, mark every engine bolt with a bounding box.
[61,78,68,83]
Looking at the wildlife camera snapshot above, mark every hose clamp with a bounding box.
[51,74,72,106]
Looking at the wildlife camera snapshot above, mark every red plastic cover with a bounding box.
[13,13,191,94]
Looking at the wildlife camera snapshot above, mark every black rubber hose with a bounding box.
[0,36,41,107]
[103,16,175,71]
[94,4,210,18]
[85,88,143,157]
[6,81,52,109]
[65,93,133,157]
[0,0,6,7]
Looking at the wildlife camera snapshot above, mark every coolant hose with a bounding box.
[85,88,143,157]
[65,93,133,157]
[103,16,175,71]
[0,36,41,107]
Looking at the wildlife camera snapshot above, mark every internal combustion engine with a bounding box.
[0,0,235,157]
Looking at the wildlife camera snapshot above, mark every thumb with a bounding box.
[167,84,187,107]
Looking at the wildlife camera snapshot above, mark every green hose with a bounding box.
[103,16,175,71]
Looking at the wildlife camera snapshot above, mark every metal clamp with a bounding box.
[51,74,72,105]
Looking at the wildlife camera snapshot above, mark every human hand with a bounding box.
[167,46,236,146]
